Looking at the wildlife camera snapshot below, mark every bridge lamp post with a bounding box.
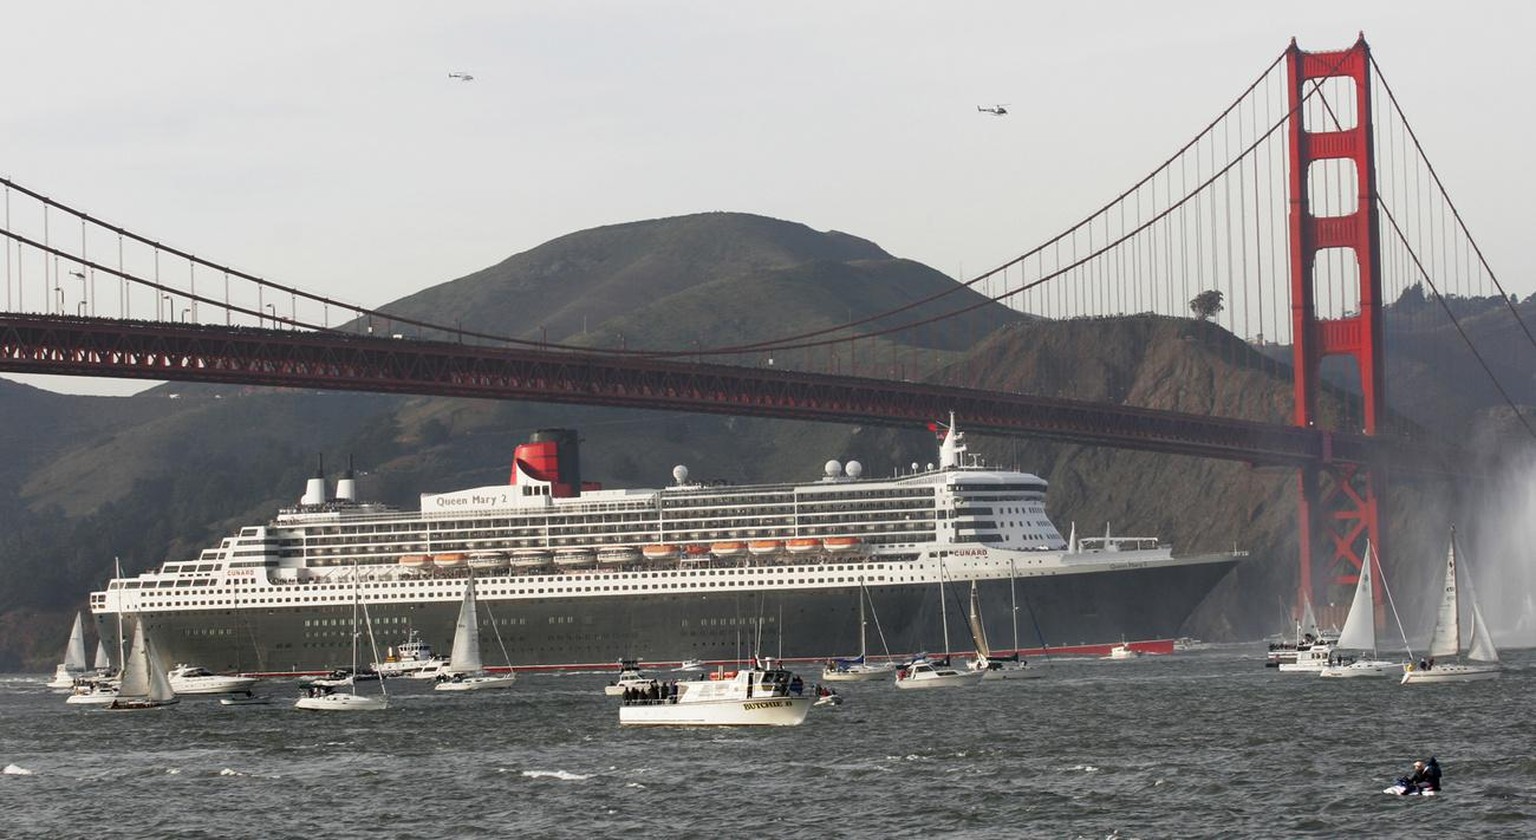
[69,269,86,316]
[53,285,64,314]
[161,293,172,320]
[180,307,191,322]
[264,303,276,328]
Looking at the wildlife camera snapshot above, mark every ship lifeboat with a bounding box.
[597,546,641,565]
[553,548,594,567]
[468,551,510,571]
[683,544,711,557]
[642,544,679,561]
[747,540,782,556]
[711,541,748,558]
[822,537,862,553]
[509,549,552,569]
[398,554,430,568]
[432,553,467,569]
[785,538,822,554]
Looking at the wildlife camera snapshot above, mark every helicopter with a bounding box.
[977,104,1009,116]
[448,71,475,82]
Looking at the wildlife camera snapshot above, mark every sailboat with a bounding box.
[105,618,178,710]
[46,613,90,690]
[965,575,1037,680]
[295,565,389,710]
[434,576,517,692]
[895,563,983,689]
[821,584,896,682]
[1320,541,1406,678]
[1401,531,1501,685]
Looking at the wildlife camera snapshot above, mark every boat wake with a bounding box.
[515,769,591,782]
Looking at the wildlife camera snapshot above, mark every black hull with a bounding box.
[95,558,1236,673]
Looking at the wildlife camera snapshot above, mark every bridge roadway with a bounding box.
[0,314,1432,471]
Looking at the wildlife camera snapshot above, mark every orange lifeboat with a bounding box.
[823,537,861,553]
[432,553,467,569]
[642,544,679,561]
[711,541,748,557]
[785,538,821,554]
[683,544,710,556]
[747,540,782,556]
[398,554,430,568]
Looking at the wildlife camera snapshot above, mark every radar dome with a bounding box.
[672,465,689,485]
[823,459,843,478]
[846,460,863,478]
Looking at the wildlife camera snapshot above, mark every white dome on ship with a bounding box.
[846,460,863,478]
[823,459,843,478]
[672,465,689,485]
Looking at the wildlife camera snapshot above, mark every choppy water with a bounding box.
[2,646,1533,839]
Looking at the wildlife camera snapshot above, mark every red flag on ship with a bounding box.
[927,421,947,440]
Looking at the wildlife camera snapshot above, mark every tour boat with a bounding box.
[618,660,813,726]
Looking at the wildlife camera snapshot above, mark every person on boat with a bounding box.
[1405,760,1432,793]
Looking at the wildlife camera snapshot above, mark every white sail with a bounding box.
[447,577,483,675]
[143,629,176,703]
[1426,539,1460,660]
[968,581,992,659]
[1462,557,1500,664]
[118,620,152,699]
[1334,542,1377,652]
[93,639,112,671]
[1299,596,1321,640]
[64,614,88,671]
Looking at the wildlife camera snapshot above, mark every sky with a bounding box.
[3,1,1534,395]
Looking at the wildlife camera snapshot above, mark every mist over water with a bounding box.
[1466,450,1536,650]
[3,648,1534,838]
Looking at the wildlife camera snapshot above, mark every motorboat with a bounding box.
[373,628,448,678]
[894,657,983,689]
[618,659,813,726]
[167,664,259,695]
[64,675,120,706]
[672,659,705,672]
[604,660,656,697]
[1103,643,1142,661]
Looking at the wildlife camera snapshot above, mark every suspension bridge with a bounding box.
[2,36,1531,617]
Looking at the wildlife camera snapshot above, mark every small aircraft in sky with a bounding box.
[448,71,475,81]
[977,104,1009,116]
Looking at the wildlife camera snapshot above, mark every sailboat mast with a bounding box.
[1009,558,1020,654]
[939,562,951,659]
[114,556,126,671]
[351,564,360,677]
[858,587,868,659]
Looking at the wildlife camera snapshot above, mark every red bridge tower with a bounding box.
[1285,35,1386,620]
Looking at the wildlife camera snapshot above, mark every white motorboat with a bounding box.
[296,564,389,711]
[167,664,259,695]
[894,657,983,689]
[1401,531,1502,685]
[1275,597,1334,672]
[373,628,449,678]
[604,660,657,697]
[1319,541,1406,679]
[47,613,90,691]
[812,686,844,707]
[106,619,179,710]
[1103,643,1142,661]
[894,563,981,689]
[672,659,705,672]
[219,692,273,706]
[64,675,121,706]
[434,576,517,692]
[618,660,813,726]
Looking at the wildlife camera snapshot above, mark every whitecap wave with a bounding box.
[3,764,34,775]
[520,769,590,781]
[220,768,242,777]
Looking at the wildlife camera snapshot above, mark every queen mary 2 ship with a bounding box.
[88,418,1241,673]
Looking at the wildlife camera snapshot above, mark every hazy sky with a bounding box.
[4,1,1533,394]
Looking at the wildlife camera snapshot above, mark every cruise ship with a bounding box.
[88,419,1241,673]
